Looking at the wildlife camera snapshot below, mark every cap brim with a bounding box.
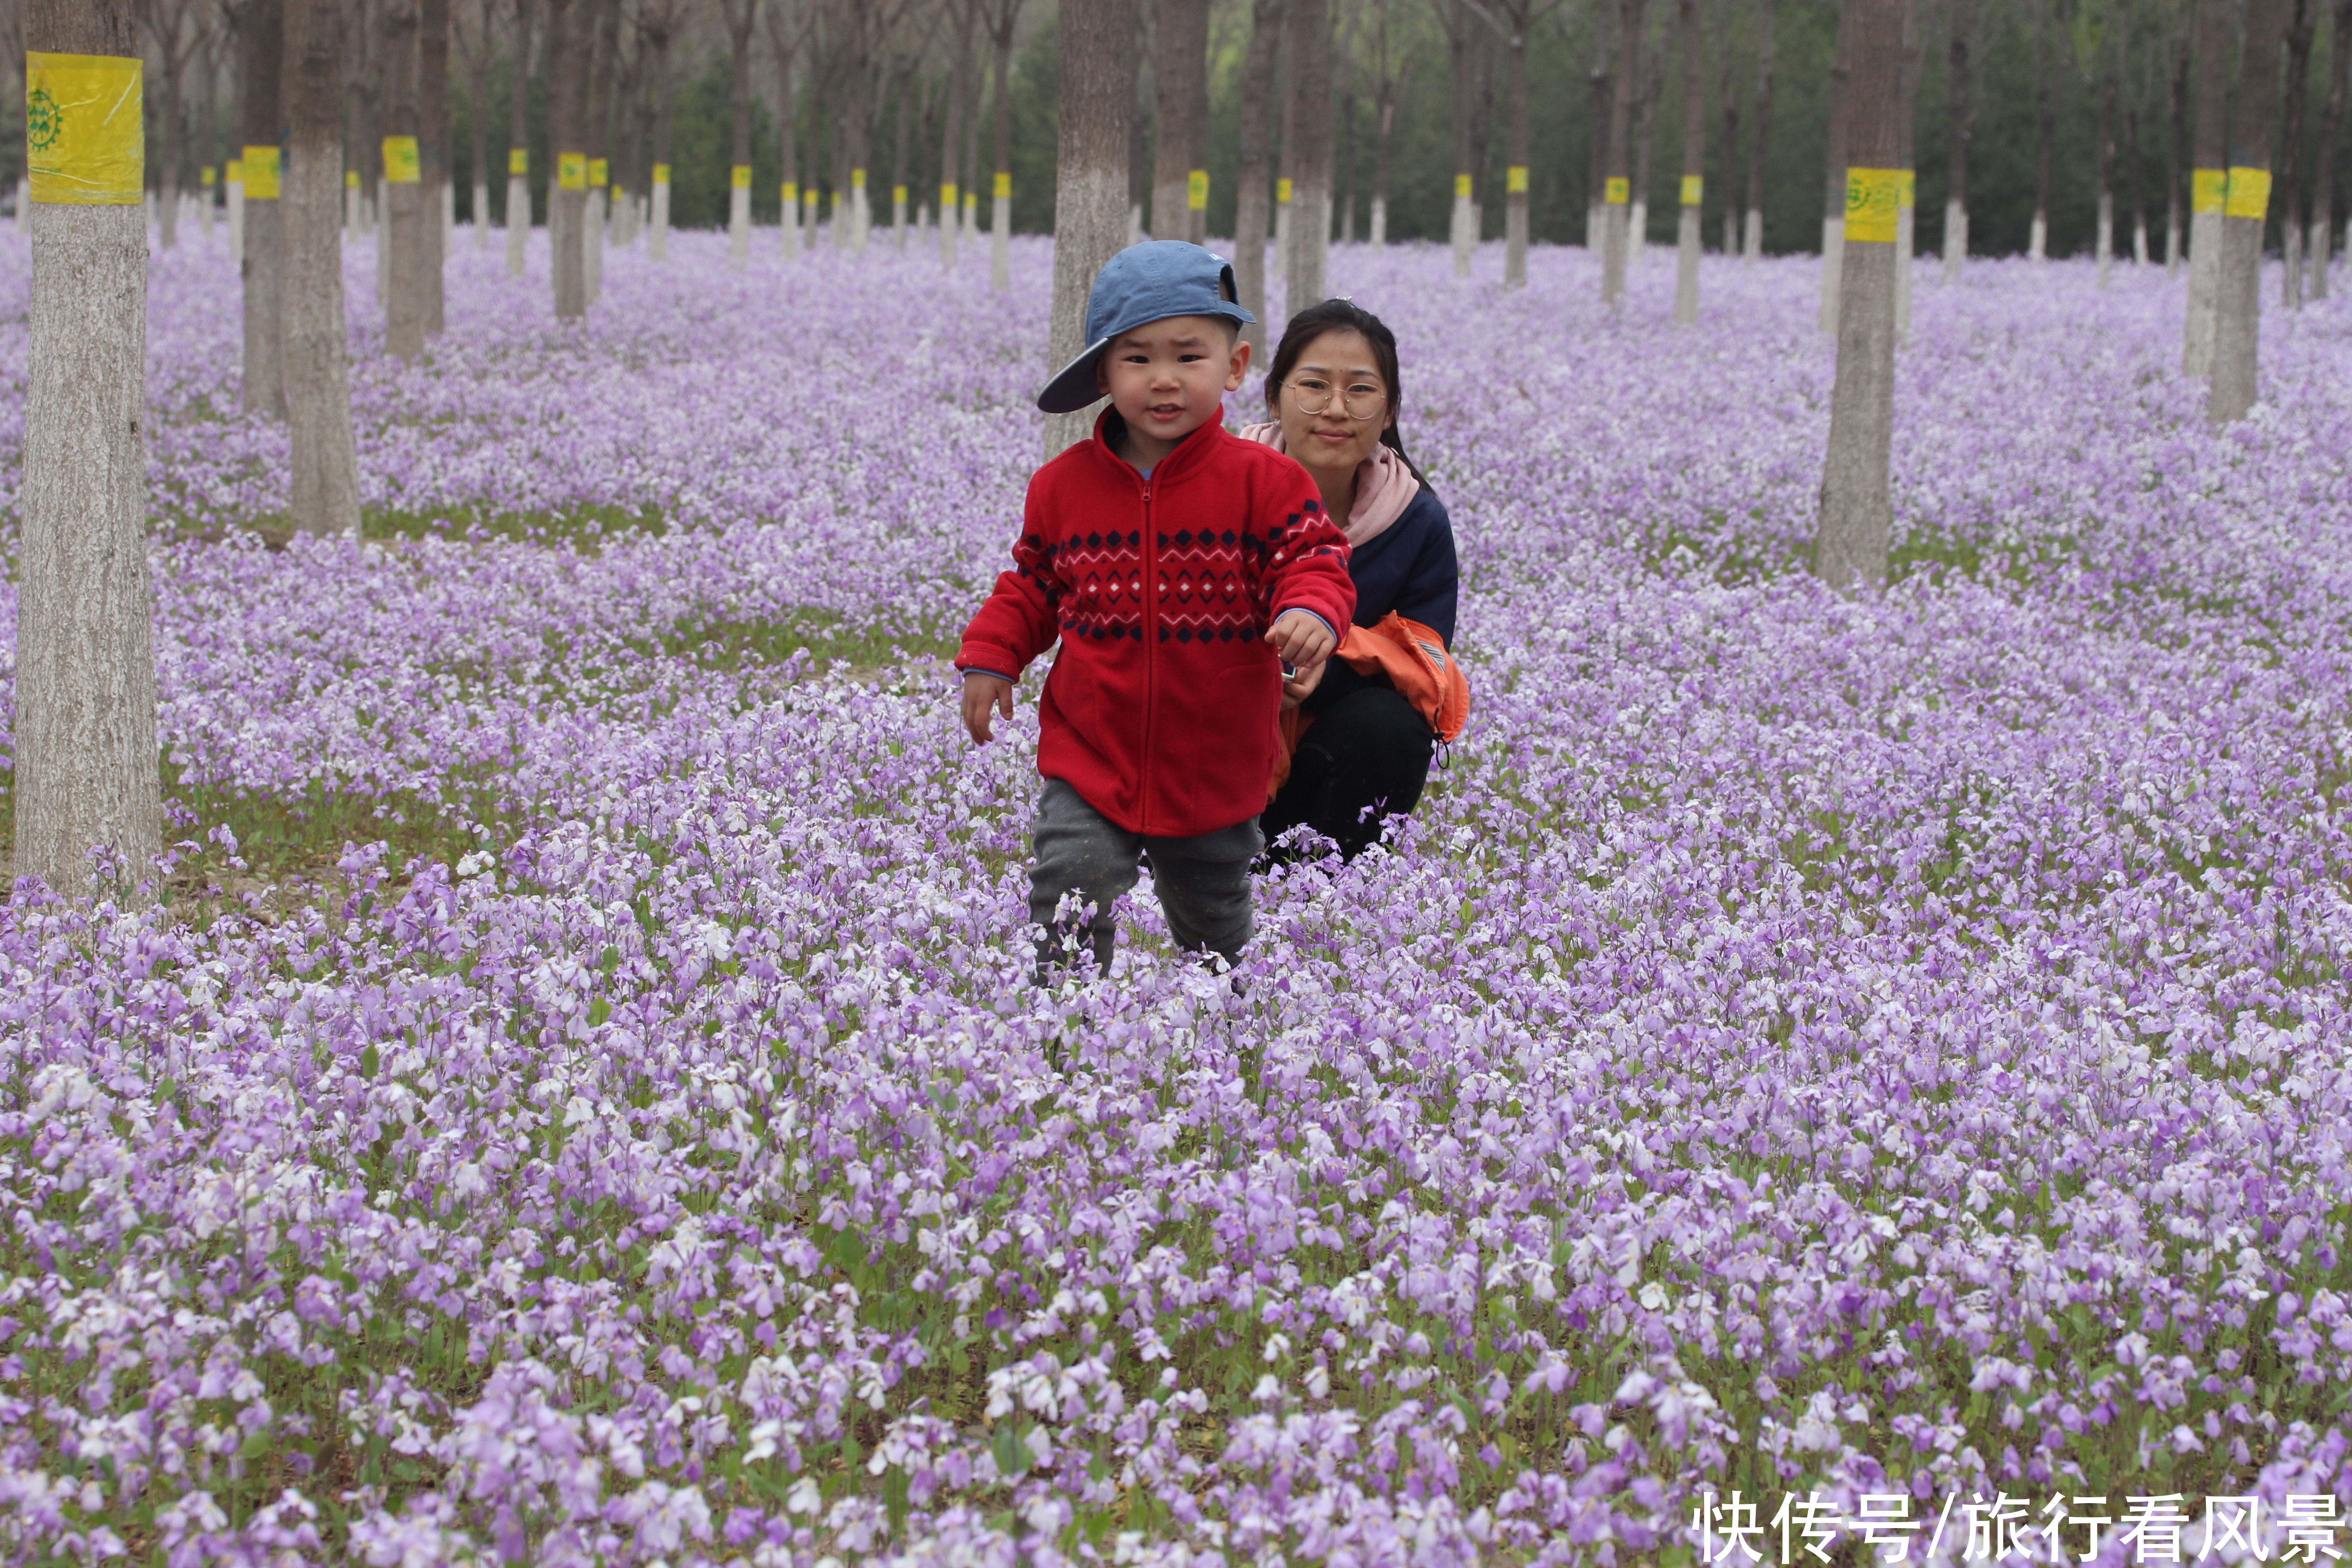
[1036,338,1110,414]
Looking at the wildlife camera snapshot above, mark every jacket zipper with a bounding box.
[1139,474,1155,835]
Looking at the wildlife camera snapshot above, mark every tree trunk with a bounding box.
[1234,0,1281,355]
[1588,0,1614,245]
[2278,0,2316,308]
[1286,0,1332,309]
[1717,10,1741,255]
[1894,0,1918,333]
[1153,0,1210,245]
[2184,0,2231,372]
[586,0,617,303]
[420,0,449,333]
[2212,0,2293,422]
[989,3,1018,289]
[776,13,802,261]
[155,27,183,250]
[2167,31,2189,277]
[468,28,491,251]
[383,0,428,357]
[1815,0,1903,593]
[507,0,533,277]
[1449,0,1477,277]
[1744,0,1772,256]
[725,0,754,266]
[284,0,361,537]
[650,19,672,261]
[1818,0,1854,331]
[2029,0,2054,260]
[549,0,589,315]
[1602,0,1645,301]
[1943,0,1970,277]
[1276,27,1297,286]
[2096,63,2116,286]
[19,4,163,897]
[1491,3,1529,286]
[1673,0,1702,322]
[1629,28,1663,261]
[1043,0,1139,460]
[2314,0,2351,299]
[937,0,970,264]
[1372,79,1395,244]
[240,0,287,416]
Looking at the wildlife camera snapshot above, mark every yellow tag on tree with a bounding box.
[2191,168,2227,214]
[852,167,867,190]
[730,163,752,190]
[1604,176,1629,205]
[589,158,608,188]
[1680,174,1703,206]
[26,53,143,205]
[201,166,216,188]
[1455,173,1474,198]
[893,183,907,204]
[652,163,670,184]
[940,181,957,206]
[785,180,800,203]
[344,169,358,189]
[559,152,587,191]
[242,145,280,200]
[994,171,1011,198]
[509,147,529,176]
[1843,167,1901,242]
[1277,177,1293,203]
[226,159,244,183]
[1507,165,1529,194]
[2225,166,2271,220]
[1187,168,1209,209]
[382,135,421,184]
[1897,169,1916,209]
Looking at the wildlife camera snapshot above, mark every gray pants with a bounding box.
[1029,779,1262,974]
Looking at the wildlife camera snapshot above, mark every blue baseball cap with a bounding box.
[1035,240,1256,414]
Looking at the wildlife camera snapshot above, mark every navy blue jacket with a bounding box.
[1305,483,1460,715]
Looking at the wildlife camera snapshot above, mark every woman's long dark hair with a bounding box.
[1262,298,1431,490]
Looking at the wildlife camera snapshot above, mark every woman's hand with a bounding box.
[1280,658,1326,711]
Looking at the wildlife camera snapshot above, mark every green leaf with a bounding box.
[993,1422,1031,1478]
[359,1044,379,1080]
[587,997,611,1027]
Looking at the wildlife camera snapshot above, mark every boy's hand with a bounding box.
[1281,658,1326,711]
[1266,609,1337,669]
[962,672,1015,743]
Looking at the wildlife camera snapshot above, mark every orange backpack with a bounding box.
[1270,612,1471,797]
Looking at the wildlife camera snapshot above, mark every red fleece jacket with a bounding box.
[958,413,1356,838]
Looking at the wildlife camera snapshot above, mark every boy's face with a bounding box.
[1094,315,1251,448]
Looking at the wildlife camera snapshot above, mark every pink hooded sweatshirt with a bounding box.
[1235,421,1421,549]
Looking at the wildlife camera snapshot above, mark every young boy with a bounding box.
[958,241,1356,976]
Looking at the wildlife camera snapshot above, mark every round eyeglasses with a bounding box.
[1281,376,1387,421]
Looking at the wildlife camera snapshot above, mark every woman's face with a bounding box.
[1274,330,1392,484]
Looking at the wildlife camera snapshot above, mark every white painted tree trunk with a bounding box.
[1674,203,1701,324]
[851,175,870,253]
[201,180,214,240]
[784,187,803,259]
[506,173,529,275]
[1743,205,1762,259]
[20,202,162,896]
[937,185,955,265]
[2165,211,2181,278]
[1450,188,1474,278]
[1818,216,1843,333]
[473,180,490,248]
[2029,212,2047,260]
[651,174,670,261]
[1895,197,1914,337]
[991,191,1011,289]
[728,182,750,267]
[1128,200,1142,246]
[1943,199,1966,279]
[897,189,911,244]
[2096,193,2113,287]
[1370,195,1387,245]
[15,177,29,233]
[229,178,245,260]
[376,184,391,304]
[1630,200,1648,263]
[587,187,604,304]
[442,178,455,249]
[2185,208,2223,376]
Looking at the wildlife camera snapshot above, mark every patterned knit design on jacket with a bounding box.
[958,412,1357,838]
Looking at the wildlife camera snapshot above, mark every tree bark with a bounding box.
[20,0,164,897]
[548,0,589,315]
[1744,0,1772,256]
[2212,0,2293,422]
[2167,29,2189,277]
[1673,0,1702,322]
[1286,0,1333,309]
[420,0,450,331]
[2184,0,2231,372]
[1818,0,1854,331]
[2278,0,2316,307]
[1893,0,1918,333]
[1814,0,1902,593]
[1601,0,1645,301]
[1372,74,1395,244]
[987,0,1021,289]
[507,0,533,278]
[649,9,673,260]
[772,2,804,260]
[1448,0,1478,276]
[2314,0,2352,299]
[240,0,288,416]
[1717,5,1741,255]
[936,0,970,262]
[1152,0,1210,244]
[2096,61,2116,287]
[1588,0,1614,245]
[1044,0,1139,460]
[2029,0,2053,259]
[586,0,617,301]
[460,0,491,250]
[383,0,428,356]
[1628,21,1664,261]
[1943,0,1970,277]
[1234,0,1282,354]
[284,0,362,537]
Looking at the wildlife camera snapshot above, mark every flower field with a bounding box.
[0,228,2350,1564]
